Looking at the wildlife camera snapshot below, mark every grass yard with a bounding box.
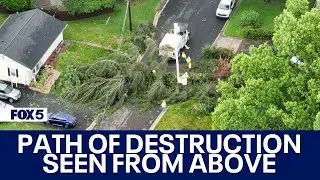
[155,101,212,130]
[56,43,109,73]
[224,0,286,38]
[0,13,8,25]
[0,123,54,130]
[64,0,159,46]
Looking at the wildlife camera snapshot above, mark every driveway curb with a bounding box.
[153,0,170,27]
[213,0,241,46]
[149,108,168,130]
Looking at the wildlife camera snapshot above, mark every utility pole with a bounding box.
[128,0,132,32]
[175,48,180,83]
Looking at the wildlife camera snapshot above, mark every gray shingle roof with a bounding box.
[0,9,67,69]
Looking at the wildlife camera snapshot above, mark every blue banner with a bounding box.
[0,131,317,179]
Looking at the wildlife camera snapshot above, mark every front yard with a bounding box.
[224,0,285,38]
[0,123,54,130]
[155,101,212,130]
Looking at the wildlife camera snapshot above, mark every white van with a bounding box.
[216,0,236,19]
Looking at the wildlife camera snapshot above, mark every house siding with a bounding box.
[0,54,32,85]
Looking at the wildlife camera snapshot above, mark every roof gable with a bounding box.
[0,9,67,69]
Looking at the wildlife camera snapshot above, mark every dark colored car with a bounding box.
[47,113,77,128]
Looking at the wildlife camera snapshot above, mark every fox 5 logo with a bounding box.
[0,108,47,122]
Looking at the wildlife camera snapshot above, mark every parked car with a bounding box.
[216,0,236,19]
[0,82,21,103]
[47,113,77,128]
[0,100,14,108]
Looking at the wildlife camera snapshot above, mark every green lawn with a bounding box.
[155,101,212,130]
[0,13,8,25]
[64,0,159,46]
[0,123,54,130]
[56,43,109,73]
[224,0,286,38]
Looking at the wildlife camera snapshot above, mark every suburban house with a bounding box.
[0,9,67,86]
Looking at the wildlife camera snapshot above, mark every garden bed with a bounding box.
[43,7,114,21]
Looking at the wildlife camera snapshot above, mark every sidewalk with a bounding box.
[213,33,243,53]
[213,33,269,54]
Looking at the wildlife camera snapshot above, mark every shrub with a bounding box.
[243,28,273,40]
[201,44,234,60]
[62,0,115,15]
[0,0,33,12]
[240,10,261,28]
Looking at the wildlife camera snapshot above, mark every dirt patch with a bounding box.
[237,39,271,54]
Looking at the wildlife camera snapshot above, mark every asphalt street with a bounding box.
[156,0,227,60]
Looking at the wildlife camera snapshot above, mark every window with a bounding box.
[7,68,18,77]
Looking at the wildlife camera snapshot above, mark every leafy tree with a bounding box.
[0,0,33,12]
[286,0,309,18]
[212,44,320,130]
[273,8,320,62]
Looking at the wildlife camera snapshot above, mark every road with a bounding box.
[156,0,227,61]
[10,87,94,130]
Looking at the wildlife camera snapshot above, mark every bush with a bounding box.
[243,28,273,40]
[62,0,115,15]
[0,0,33,12]
[240,10,261,28]
[201,44,234,60]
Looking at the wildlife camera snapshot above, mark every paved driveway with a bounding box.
[8,87,94,130]
[156,0,227,60]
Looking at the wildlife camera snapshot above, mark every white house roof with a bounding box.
[0,9,67,70]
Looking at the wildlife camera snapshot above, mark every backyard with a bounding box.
[224,0,286,38]
[64,0,159,46]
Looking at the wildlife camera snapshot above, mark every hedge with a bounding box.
[0,0,33,12]
[243,28,274,40]
[62,0,116,15]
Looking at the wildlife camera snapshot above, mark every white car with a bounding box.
[216,0,236,19]
[0,100,14,108]
[0,82,21,103]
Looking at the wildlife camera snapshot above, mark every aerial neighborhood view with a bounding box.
[0,0,319,130]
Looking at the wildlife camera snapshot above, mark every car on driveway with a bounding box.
[216,0,236,19]
[0,100,14,108]
[47,112,77,128]
[0,82,21,103]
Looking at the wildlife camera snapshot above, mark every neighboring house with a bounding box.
[0,9,67,86]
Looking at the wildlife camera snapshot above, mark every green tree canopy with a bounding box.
[0,0,33,12]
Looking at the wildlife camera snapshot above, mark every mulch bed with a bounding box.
[45,42,69,68]
[43,7,114,21]
[0,6,7,13]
